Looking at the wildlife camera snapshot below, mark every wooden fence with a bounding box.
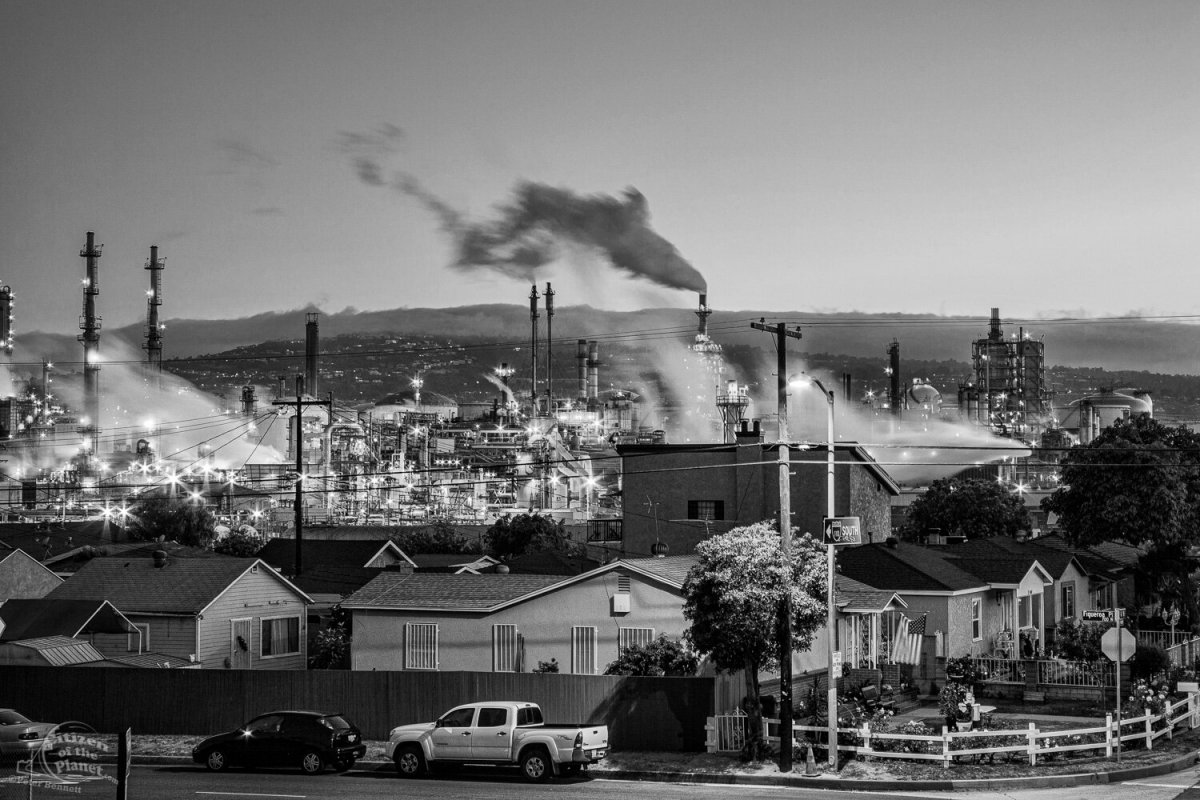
[706,694,1200,768]
[1,667,713,752]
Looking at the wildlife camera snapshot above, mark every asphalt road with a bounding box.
[5,761,1200,800]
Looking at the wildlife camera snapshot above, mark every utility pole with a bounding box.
[273,377,331,576]
[751,318,802,772]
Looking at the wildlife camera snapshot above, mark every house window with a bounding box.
[406,623,439,670]
[1018,596,1030,628]
[492,624,520,672]
[1090,582,1111,610]
[127,623,149,653]
[971,599,982,641]
[687,500,724,521]
[618,627,654,652]
[260,616,301,657]
[1061,583,1076,619]
[572,626,596,674]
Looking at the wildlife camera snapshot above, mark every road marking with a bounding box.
[195,793,306,798]
[1123,783,1195,789]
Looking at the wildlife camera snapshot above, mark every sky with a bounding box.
[2,1,1198,335]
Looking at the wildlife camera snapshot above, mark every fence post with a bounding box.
[1191,693,1198,730]
[1144,712,1153,750]
[860,723,871,761]
[705,717,717,753]
[1028,723,1037,765]
[1104,713,1113,758]
[942,726,950,770]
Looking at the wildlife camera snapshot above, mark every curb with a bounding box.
[121,749,1200,792]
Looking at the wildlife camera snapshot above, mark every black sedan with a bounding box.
[192,711,366,775]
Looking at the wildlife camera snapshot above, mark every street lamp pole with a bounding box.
[812,378,837,767]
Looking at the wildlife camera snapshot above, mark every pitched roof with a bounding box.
[343,573,564,611]
[287,564,385,596]
[256,539,412,572]
[501,550,601,576]
[837,542,988,592]
[2,635,105,666]
[621,555,700,588]
[409,553,498,573]
[45,557,310,614]
[94,652,198,668]
[0,520,125,561]
[940,537,1080,577]
[835,574,908,613]
[949,557,1051,586]
[0,599,135,641]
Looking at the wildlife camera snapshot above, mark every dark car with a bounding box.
[192,711,366,775]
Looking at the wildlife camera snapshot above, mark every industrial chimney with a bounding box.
[78,231,102,457]
[576,339,588,401]
[305,312,319,397]
[887,340,901,419]
[529,285,539,414]
[544,283,554,414]
[587,341,600,402]
[240,385,257,416]
[143,245,165,386]
[0,285,13,355]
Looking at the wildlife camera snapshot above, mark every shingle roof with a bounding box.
[835,574,907,612]
[837,542,987,592]
[343,573,565,611]
[0,520,124,561]
[941,537,1078,577]
[0,599,134,641]
[45,557,300,614]
[622,555,700,588]
[288,565,384,596]
[949,557,1046,585]
[256,539,409,572]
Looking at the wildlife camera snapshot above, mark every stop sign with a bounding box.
[1101,627,1136,662]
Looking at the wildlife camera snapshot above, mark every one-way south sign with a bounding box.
[823,517,862,546]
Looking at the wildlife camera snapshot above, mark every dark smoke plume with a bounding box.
[337,126,705,293]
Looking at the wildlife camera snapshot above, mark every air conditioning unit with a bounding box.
[611,593,630,614]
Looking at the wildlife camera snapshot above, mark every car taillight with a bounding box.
[18,732,40,741]
[573,732,583,749]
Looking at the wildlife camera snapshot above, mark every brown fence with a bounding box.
[1,667,713,752]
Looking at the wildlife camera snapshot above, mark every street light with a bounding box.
[792,374,837,767]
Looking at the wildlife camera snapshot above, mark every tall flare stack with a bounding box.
[143,245,165,385]
[78,231,102,456]
[529,285,540,415]
[544,283,554,413]
[305,312,319,397]
[0,285,13,355]
[587,341,600,403]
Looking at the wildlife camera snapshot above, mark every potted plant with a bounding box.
[938,681,976,731]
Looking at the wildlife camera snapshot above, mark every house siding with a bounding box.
[196,567,308,670]
[89,614,197,661]
[351,568,686,673]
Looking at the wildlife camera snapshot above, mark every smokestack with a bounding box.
[989,307,1002,341]
[696,292,711,338]
[545,283,554,413]
[529,285,539,414]
[887,340,901,419]
[587,341,600,401]
[577,339,588,401]
[143,245,165,384]
[78,231,102,457]
[0,285,12,355]
[305,312,319,397]
[240,385,257,416]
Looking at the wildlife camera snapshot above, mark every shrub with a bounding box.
[1129,643,1171,681]
[533,658,560,673]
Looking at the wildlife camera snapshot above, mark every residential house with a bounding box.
[0,635,108,666]
[0,549,63,599]
[615,427,899,559]
[43,553,312,669]
[0,598,139,645]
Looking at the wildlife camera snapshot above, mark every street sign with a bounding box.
[823,516,862,546]
[1101,627,1136,662]
[1082,610,1114,622]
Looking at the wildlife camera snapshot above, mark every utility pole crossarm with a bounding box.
[273,385,332,578]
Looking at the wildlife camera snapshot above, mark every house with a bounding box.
[0,598,139,644]
[615,426,899,559]
[43,552,312,669]
[343,556,700,673]
[0,549,63,599]
[0,635,108,666]
[837,540,1055,665]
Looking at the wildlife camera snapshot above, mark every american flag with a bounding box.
[890,613,928,665]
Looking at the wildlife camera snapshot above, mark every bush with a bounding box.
[603,634,698,676]
[1051,618,1105,661]
[1129,643,1171,681]
[533,658,560,673]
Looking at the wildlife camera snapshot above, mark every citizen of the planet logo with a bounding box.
[1,722,117,793]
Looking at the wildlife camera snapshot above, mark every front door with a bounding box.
[470,706,512,761]
[230,618,253,669]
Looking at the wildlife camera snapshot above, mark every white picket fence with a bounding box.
[705,694,1200,769]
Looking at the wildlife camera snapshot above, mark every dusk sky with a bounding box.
[2,1,1197,333]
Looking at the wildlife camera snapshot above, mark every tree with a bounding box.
[212,527,266,557]
[604,635,699,677]
[484,513,574,561]
[1042,415,1200,623]
[393,518,482,554]
[902,477,1030,540]
[309,603,351,669]
[126,496,219,548]
[682,522,827,761]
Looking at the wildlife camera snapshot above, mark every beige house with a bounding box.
[44,553,311,669]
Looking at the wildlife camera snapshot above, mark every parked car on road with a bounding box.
[0,709,56,759]
[388,701,608,782]
[192,710,365,775]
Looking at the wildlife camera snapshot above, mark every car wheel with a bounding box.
[333,757,354,772]
[520,747,551,783]
[300,750,325,775]
[204,749,229,772]
[393,745,426,778]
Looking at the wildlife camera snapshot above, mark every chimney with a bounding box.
[304,312,319,397]
[587,341,600,401]
[577,339,588,401]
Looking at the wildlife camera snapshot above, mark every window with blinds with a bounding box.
[492,624,520,672]
[405,623,439,670]
[572,626,597,674]
[618,627,654,652]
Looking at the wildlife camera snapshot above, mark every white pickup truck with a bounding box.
[388,701,609,782]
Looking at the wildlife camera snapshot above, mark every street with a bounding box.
[5,761,1200,800]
